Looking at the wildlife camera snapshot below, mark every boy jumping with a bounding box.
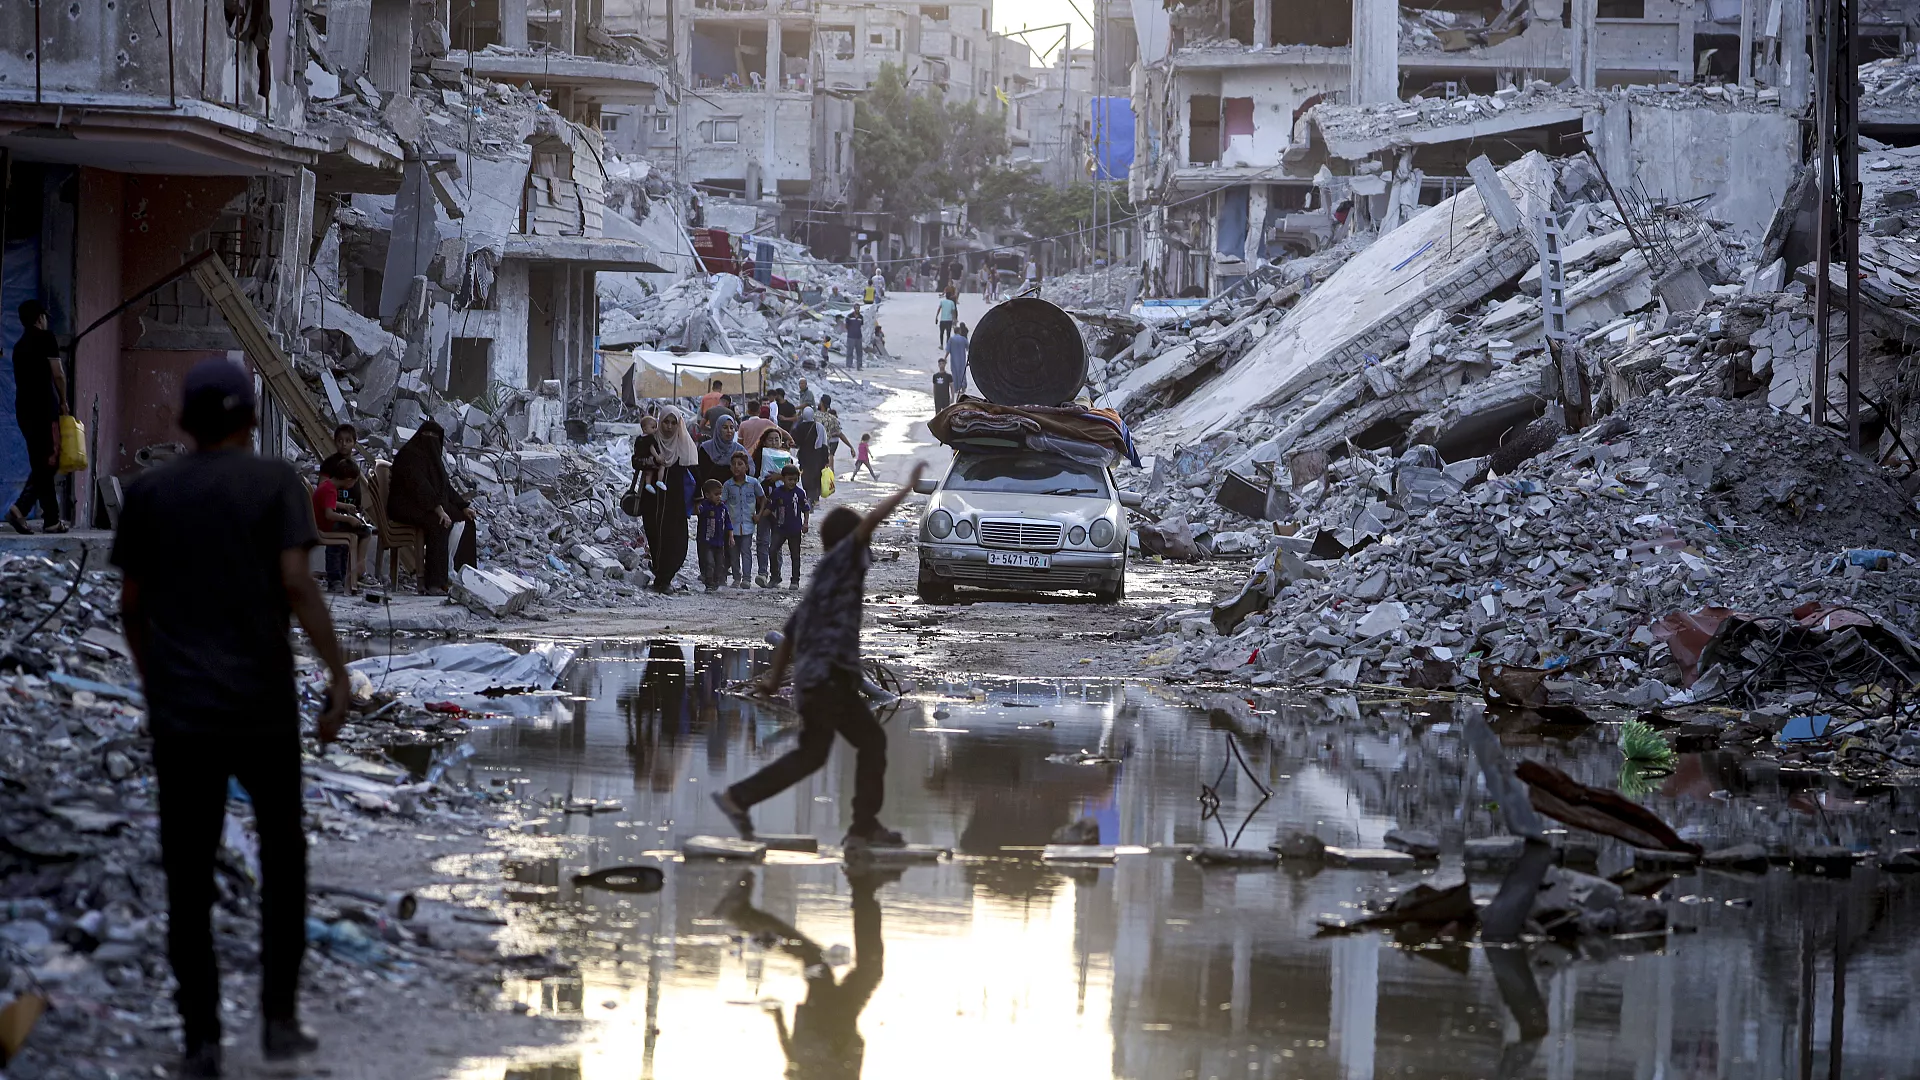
[713,462,929,851]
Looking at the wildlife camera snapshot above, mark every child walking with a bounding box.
[696,478,732,592]
[712,462,931,851]
[848,433,877,480]
[721,452,764,588]
[767,463,811,588]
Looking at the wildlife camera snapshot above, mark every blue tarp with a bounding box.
[1090,97,1135,182]
[0,237,40,511]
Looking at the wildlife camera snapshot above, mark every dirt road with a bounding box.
[525,290,1239,677]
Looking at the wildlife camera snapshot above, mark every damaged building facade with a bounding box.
[0,0,403,525]
[0,0,690,528]
[591,0,996,257]
[1124,0,1867,295]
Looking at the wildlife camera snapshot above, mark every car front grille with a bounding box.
[943,564,1105,589]
[977,519,1064,550]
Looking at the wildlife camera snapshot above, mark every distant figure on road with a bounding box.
[844,304,866,370]
[114,357,350,1079]
[945,322,970,397]
[936,289,958,347]
[848,433,876,481]
[870,271,886,301]
[792,407,830,503]
[711,462,931,850]
[932,356,954,413]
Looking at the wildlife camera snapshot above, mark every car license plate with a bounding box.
[988,551,1051,569]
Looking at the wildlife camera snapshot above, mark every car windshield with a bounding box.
[944,452,1110,497]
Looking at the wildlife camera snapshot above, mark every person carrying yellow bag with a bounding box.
[6,299,70,535]
[820,467,836,499]
[58,415,88,474]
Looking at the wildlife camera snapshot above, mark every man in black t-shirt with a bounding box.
[6,299,67,534]
[112,358,351,1079]
[932,357,954,413]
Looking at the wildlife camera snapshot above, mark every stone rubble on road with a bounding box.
[0,554,552,1076]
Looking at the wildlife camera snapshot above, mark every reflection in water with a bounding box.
[449,642,1920,1080]
[717,869,890,1080]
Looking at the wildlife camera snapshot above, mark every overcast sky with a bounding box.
[992,0,1096,63]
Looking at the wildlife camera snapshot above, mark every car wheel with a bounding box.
[1095,574,1125,604]
[917,571,954,604]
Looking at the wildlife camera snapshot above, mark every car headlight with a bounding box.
[1090,518,1115,547]
[1069,525,1087,545]
[955,518,975,540]
[928,510,953,539]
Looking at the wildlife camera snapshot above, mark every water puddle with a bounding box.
[422,641,1920,1079]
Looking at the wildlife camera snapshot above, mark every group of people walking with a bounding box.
[631,381,867,593]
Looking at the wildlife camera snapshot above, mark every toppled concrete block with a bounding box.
[451,565,537,618]
[1354,601,1409,638]
[1384,828,1440,859]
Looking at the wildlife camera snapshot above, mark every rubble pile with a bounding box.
[1138,395,1920,706]
[1860,54,1920,113]
[1088,245,1362,410]
[0,556,518,1073]
[459,444,651,612]
[1039,266,1142,312]
[1314,80,1779,151]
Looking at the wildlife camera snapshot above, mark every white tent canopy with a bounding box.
[599,349,769,400]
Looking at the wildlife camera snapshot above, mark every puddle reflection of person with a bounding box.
[717,869,897,1079]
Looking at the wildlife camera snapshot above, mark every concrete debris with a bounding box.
[1138,395,1920,729]
[0,555,525,1073]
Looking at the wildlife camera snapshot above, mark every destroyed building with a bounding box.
[0,0,404,528]
[1121,0,1879,295]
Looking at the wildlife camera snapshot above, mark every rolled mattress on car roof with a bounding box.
[966,297,1088,408]
[934,297,1138,466]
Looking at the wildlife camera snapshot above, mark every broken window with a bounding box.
[654,113,670,133]
[1228,0,1256,45]
[448,339,490,402]
[921,5,949,21]
[1695,33,1740,81]
[691,23,768,89]
[709,119,740,143]
[821,26,855,59]
[1222,97,1255,141]
[1274,0,1350,47]
[523,139,586,236]
[1596,0,1643,16]
[1188,95,1221,165]
[780,31,812,89]
[599,114,620,132]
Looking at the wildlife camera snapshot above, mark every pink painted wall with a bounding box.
[73,169,123,525]
[116,175,247,473]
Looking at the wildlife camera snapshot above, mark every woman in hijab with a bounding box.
[641,405,699,593]
[791,407,830,503]
[387,420,477,594]
[698,414,748,489]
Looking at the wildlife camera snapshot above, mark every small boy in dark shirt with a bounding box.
[767,463,811,587]
[932,357,954,413]
[696,478,732,592]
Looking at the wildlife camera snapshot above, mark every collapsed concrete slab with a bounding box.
[1138,151,1555,450]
